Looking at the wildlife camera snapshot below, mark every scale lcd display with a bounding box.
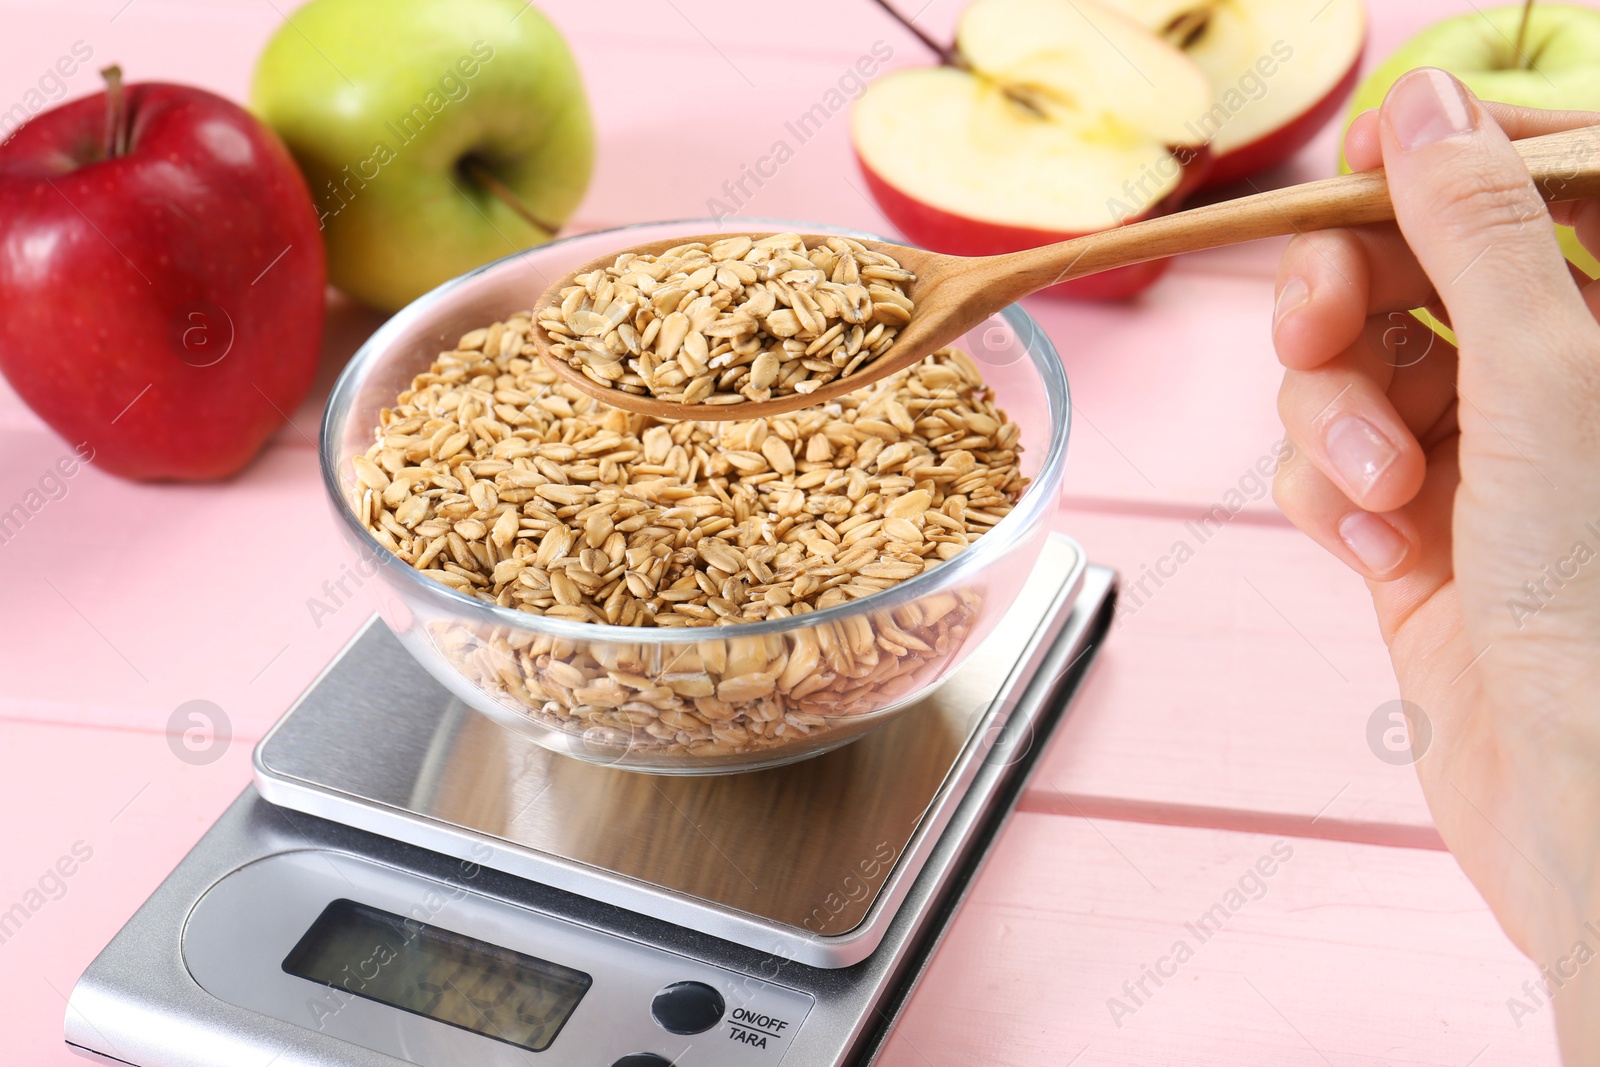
[282,898,592,1051]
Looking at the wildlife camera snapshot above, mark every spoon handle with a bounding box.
[984,123,1600,302]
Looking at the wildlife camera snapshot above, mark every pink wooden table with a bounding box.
[0,1,1575,1063]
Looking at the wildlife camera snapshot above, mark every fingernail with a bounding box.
[1274,278,1308,329]
[1338,511,1409,574]
[1325,415,1398,494]
[1387,68,1476,150]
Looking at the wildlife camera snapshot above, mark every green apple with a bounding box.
[251,0,594,311]
[1339,3,1600,277]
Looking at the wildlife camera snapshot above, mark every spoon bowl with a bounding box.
[532,123,1600,421]
[530,231,969,419]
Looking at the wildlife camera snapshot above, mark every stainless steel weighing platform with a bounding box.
[66,534,1114,1067]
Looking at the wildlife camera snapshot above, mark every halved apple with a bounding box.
[1100,0,1367,187]
[852,0,1213,299]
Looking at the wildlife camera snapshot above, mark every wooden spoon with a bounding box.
[534,124,1600,421]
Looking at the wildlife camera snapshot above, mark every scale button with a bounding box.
[612,1056,674,1067]
[651,980,726,1035]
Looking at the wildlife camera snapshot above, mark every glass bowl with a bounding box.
[321,219,1070,774]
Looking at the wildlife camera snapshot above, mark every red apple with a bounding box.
[1097,0,1367,188]
[0,69,325,481]
[852,0,1214,299]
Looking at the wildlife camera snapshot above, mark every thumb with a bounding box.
[1378,68,1594,409]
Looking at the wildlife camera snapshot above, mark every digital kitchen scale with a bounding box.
[65,534,1113,1067]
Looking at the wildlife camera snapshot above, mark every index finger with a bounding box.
[1342,98,1600,287]
[1344,100,1600,171]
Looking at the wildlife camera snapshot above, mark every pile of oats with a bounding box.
[352,311,1025,757]
[535,232,916,405]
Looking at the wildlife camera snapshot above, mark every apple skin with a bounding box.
[251,0,594,313]
[0,82,325,481]
[1338,4,1600,276]
[1202,43,1365,189]
[857,146,1212,300]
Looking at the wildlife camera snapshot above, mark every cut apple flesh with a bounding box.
[852,0,1210,235]
[854,67,1192,233]
[1101,0,1366,158]
[957,0,1215,147]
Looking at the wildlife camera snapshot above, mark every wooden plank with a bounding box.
[1026,508,1438,839]
[0,433,1426,839]
[1,722,1550,1067]
[0,401,1427,831]
[882,813,1557,1066]
[0,0,1583,1064]
[0,0,1513,512]
[0,424,381,740]
[0,719,255,1067]
[0,88,1316,517]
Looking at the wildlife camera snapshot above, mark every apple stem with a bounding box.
[863,0,1060,118]
[1513,0,1535,70]
[461,159,560,236]
[866,0,964,68]
[101,65,128,160]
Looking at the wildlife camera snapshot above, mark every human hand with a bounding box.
[1270,69,1600,1058]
